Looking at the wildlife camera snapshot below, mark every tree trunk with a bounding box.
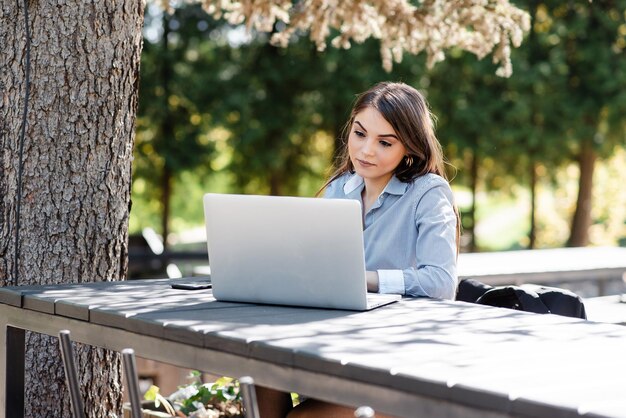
[468,149,478,252]
[1,1,144,416]
[269,171,283,196]
[529,160,537,249]
[567,139,596,247]
[161,163,172,246]
[160,11,173,247]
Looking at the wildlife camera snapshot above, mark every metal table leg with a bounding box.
[4,326,25,418]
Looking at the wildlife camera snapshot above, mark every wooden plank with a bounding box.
[55,300,93,321]
[22,297,55,314]
[130,300,247,340]
[0,284,67,308]
[135,304,258,347]
[212,307,353,360]
[0,287,25,307]
[134,304,340,355]
[68,278,216,328]
[21,284,85,314]
[215,298,618,416]
[21,282,116,315]
[458,246,626,285]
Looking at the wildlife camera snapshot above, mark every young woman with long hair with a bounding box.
[258,81,460,418]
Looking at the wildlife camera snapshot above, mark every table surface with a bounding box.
[457,246,626,285]
[584,294,626,325]
[2,278,626,418]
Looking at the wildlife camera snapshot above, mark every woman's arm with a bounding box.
[366,270,379,292]
[408,184,458,299]
[377,183,458,300]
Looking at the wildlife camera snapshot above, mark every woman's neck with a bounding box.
[361,177,391,213]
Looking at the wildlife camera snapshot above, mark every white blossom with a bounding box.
[156,0,531,77]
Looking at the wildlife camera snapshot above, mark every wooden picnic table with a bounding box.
[2,277,626,418]
[457,246,626,294]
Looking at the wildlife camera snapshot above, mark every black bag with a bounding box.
[457,278,587,319]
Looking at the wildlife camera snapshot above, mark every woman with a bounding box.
[258,81,460,418]
[319,80,459,300]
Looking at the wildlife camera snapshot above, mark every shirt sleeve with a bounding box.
[322,175,344,198]
[377,269,405,294]
[403,183,458,300]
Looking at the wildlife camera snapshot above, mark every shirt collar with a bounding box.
[384,175,408,196]
[343,173,364,195]
[343,173,408,196]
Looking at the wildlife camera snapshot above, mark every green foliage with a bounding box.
[423,1,626,248]
[133,4,226,236]
[199,31,426,196]
[144,385,177,416]
[132,1,626,249]
[527,1,626,156]
[169,375,242,417]
[133,2,430,233]
[429,0,626,177]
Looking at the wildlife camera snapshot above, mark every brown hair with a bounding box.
[319,81,461,253]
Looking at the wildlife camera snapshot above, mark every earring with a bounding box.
[405,155,414,167]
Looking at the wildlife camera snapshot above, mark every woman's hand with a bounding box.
[366,271,379,293]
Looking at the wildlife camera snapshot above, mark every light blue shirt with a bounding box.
[324,173,458,300]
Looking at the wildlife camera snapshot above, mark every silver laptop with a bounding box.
[203,193,401,311]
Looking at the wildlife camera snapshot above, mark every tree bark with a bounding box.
[567,139,596,247]
[1,1,144,416]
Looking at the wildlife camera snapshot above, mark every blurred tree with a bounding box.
[428,43,568,251]
[430,0,626,250]
[216,35,426,196]
[135,5,222,243]
[214,35,328,195]
[135,0,530,230]
[429,55,512,251]
[487,0,571,249]
[508,1,626,247]
[549,1,626,246]
[137,4,437,200]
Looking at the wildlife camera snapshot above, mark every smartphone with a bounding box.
[170,282,212,291]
